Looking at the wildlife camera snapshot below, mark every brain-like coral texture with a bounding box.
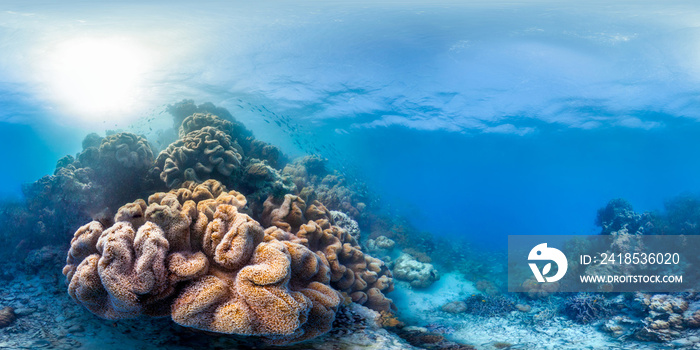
[282,156,367,221]
[262,194,395,312]
[155,126,243,188]
[98,133,155,170]
[63,180,340,344]
[178,113,235,139]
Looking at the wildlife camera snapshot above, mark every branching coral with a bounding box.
[563,293,611,324]
[64,181,341,345]
[461,294,516,317]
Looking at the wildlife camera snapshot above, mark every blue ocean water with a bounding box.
[2,1,700,349]
[2,1,699,249]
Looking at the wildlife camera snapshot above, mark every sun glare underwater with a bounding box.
[3,1,700,349]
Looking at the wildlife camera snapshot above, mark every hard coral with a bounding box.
[64,181,341,345]
[392,253,439,288]
[563,293,611,324]
[462,294,515,317]
[634,293,692,342]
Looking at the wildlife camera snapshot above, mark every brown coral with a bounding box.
[261,195,395,312]
[65,221,172,319]
[0,307,15,328]
[64,181,340,345]
[155,126,243,188]
[179,113,235,139]
[282,156,366,221]
[98,133,154,170]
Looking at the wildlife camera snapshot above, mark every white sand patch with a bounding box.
[391,271,477,322]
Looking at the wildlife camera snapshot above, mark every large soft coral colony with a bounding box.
[262,194,395,313]
[64,181,342,344]
[53,102,396,344]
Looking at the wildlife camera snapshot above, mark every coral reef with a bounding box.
[167,100,287,168]
[330,210,361,242]
[63,181,341,345]
[462,294,516,317]
[154,126,243,188]
[262,194,395,313]
[563,293,611,324]
[0,307,14,328]
[154,110,292,213]
[521,277,559,299]
[634,293,691,342]
[283,156,368,221]
[394,326,476,350]
[13,100,405,345]
[441,301,467,314]
[24,246,65,273]
[440,294,517,317]
[21,132,155,246]
[392,253,439,288]
[240,158,296,215]
[367,236,396,252]
[167,100,254,151]
[596,198,656,235]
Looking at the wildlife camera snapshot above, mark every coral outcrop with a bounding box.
[240,158,296,215]
[634,293,692,342]
[262,194,395,312]
[22,132,155,246]
[331,210,361,241]
[155,126,243,188]
[283,156,367,221]
[167,100,254,151]
[596,198,656,236]
[64,181,341,345]
[392,253,439,289]
[367,236,396,256]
